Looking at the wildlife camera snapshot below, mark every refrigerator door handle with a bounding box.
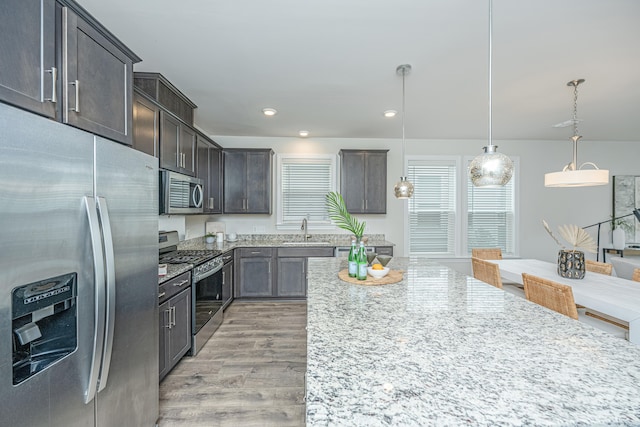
[96,197,116,393]
[83,196,106,404]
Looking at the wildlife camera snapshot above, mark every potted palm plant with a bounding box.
[325,192,366,242]
[543,220,597,279]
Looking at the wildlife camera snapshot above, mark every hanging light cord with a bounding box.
[487,0,493,148]
[401,67,406,175]
[566,79,584,171]
[572,82,579,138]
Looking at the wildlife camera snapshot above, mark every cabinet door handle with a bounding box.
[45,67,57,103]
[164,308,171,328]
[69,80,80,113]
[222,271,225,284]
[209,197,214,209]
[251,251,261,254]
[268,263,271,274]
[365,199,368,210]
[174,279,189,287]
[182,153,186,168]
[361,200,365,210]
[170,306,176,327]
[159,291,166,299]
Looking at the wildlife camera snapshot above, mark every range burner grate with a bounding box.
[160,250,220,265]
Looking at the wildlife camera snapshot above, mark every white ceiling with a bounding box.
[76,0,640,141]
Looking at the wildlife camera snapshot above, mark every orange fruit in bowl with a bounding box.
[372,263,383,270]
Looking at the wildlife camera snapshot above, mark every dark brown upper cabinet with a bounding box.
[196,133,223,214]
[223,149,273,214]
[0,0,140,145]
[339,149,388,214]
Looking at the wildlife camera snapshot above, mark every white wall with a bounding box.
[162,135,640,260]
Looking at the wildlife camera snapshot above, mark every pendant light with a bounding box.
[393,64,414,199]
[544,79,609,187]
[468,0,514,188]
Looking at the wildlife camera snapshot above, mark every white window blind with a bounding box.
[279,156,335,225]
[407,159,457,255]
[466,169,515,255]
[405,156,518,257]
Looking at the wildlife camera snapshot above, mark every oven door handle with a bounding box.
[193,261,223,282]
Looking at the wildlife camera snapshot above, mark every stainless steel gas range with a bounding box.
[159,231,231,355]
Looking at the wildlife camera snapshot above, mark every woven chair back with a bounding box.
[471,257,503,289]
[585,260,613,275]
[471,248,503,260]
[522,273,579,320]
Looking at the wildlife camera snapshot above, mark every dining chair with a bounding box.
[471,248,503,260]
[522,273,579,320]
[632,268,640,282]
[585,259,613,275]
[471,257,503,289]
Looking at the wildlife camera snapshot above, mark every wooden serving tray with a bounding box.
[337,269,404,286]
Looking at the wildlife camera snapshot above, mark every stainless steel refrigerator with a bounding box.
[0,102,159,426]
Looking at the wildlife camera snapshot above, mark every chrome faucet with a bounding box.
[301,217,311,241]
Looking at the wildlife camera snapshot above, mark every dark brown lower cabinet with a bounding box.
[159,272,192,380]
[235,247,334,298]
[236,248,274,297]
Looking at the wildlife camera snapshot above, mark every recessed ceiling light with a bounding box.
[262,108,277,116]
[383,110,397,118]
[299,130,309,137]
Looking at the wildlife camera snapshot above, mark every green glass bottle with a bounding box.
[357,241,368,280]
[348,238,357,277]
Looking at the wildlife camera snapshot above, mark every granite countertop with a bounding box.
[160,234,393,285]
[178,233,395,252]
[305,257,640,426]
[158,263,192,284]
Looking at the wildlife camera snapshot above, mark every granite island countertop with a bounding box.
[305,257,640,426]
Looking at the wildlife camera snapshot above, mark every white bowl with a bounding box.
[367,266,390,279]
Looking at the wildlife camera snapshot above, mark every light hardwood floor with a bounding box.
[158,301,307,427]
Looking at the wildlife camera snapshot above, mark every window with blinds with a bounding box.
[466,164,515,255]
[406,156,517,257]
[277,155,336,226]
[407,158,458,255]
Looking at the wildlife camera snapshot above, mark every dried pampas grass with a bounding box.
[542,220,597,253]
[558,224,597,253]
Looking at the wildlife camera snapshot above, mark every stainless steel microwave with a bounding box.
[159,170,204,214]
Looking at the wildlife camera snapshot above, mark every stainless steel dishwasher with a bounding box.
[333,246,375,257]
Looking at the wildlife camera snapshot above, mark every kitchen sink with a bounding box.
[281,241,330,246]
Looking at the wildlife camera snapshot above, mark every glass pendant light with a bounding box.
[544,79,609,187]
[469,0,514,188]
[394,64,414,199]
